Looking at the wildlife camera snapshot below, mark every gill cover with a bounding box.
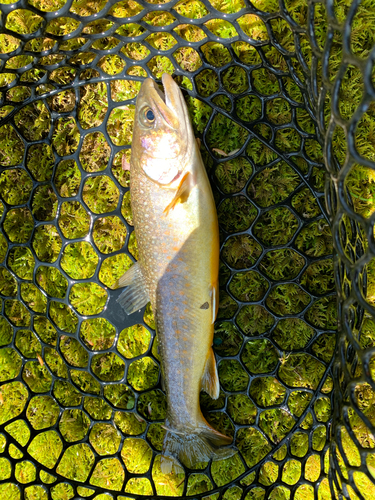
[131,74,195,185]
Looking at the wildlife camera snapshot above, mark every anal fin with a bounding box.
[201,348,220,400]
[163,171,194,215]
[115,262,149,315]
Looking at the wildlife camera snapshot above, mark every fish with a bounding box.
[115,73,234,472]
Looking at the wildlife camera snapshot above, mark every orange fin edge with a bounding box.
[210,282,219,324]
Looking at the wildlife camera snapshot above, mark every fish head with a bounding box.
[131,74,195,186]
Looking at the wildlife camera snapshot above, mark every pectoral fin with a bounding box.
[115,262,149,315]
[163,171,194,215]
[201,348,220,400]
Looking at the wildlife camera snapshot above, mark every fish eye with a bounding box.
[140,107,156,128]
[146,109,155,121]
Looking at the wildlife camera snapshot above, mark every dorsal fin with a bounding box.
[201,348,220,400]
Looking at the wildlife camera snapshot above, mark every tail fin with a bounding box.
[160,422,235,474]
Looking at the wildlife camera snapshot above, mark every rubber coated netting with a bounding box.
[0,0,374,499]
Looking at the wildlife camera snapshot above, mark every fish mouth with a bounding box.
[153,79,166,103]
[138,75,194,184]
[142,74,188,131]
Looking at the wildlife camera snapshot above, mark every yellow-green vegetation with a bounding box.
[0,0,374,499]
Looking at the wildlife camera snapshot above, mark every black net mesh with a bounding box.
[0,0,374,498]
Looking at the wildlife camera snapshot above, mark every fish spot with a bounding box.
[200,302,209,310]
